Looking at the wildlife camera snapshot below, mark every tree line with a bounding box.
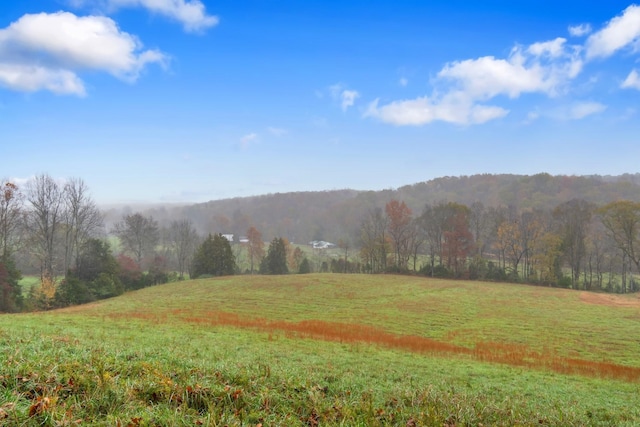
[360,198,640,293]
[0,175,198,311]
[3,173,640,312]
[0,175,312,312]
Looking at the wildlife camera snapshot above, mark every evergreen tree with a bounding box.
[261,237,289,275]
[191,234,236,278]
[77,238,123,298]
[298,257,311,274]
[75,239,119,283]
[0,255,23,312]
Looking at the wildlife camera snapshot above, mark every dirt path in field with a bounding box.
[579,292,640,308]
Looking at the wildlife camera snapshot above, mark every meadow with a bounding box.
[1,274,640,426]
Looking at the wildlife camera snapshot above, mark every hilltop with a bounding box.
[111,173,640,243]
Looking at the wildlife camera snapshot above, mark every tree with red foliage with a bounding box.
[419,201,471,276]
[148,255,170,285]
[442,211,474,277]
[116,254,143,290]
[385,200,413,270]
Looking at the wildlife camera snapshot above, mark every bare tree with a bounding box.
[113,213,159,268]
[598,201,640,292]
[408,218,426,271]
[360,207,389,273]
[26,174,64,292]
[338,238,349,273]
[419,202,460,274]
[0,180,24,259]
[62,178,103,276]
[469,201,488,258]
[585,220,614,290]
[168,219,199,279]
[484,205,508,267]
[519,210,547,281]
[246,226,264,274]
[496,218,524,275]
[553,199,593,288]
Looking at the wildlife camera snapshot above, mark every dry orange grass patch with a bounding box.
[105,308,640,383]
[580,292,640,308]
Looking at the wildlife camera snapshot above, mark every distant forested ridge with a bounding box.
[122,173,640,245]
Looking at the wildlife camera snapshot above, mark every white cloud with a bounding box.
[439,41,582,100]
[239,133,258,149]
[545,101,607,121]
[528,37,569,58]
[341,89,359,111]
[9,176,35,189]
[568,101,607,119]
[107,0,218,33]
[621,69,640,89]
[585,5,640,59]
[0,64,85,95]
[365,93,508,126]
[365,5,640,127]
[568,24,592,37]
[267,127,287,136]
[328,84,359,111]
[368,37,582,126]
[0,11,166,95]
[438,54,547,99]
[399,77,408,87]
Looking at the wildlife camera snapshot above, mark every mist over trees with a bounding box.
[25,174,65,294]
[108,173,640,247]
[5,172,640,313]
[0,174,192,310]
[113,213,159,268]
[62,178,103,276]
[167,219,199,279]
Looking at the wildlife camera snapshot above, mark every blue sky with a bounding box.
[2,1,640,204]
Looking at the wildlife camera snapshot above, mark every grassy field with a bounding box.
[18,275,40,296]
[1,274,640,425]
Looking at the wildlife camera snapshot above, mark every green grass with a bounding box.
[1,274,640,425]
[82,274,640,365]
[18,275,40,296]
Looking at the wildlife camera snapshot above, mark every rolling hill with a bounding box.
[1,274,639,425]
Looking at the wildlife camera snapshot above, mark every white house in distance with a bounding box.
[238,236,249,244]
[222,234,234,243]
[309,240,336,249]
